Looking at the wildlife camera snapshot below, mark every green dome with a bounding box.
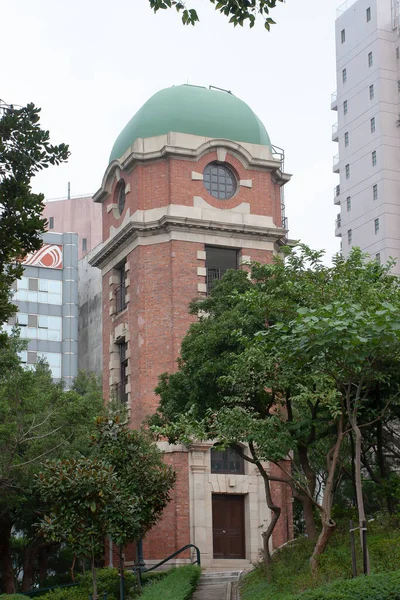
[109,84,271,162]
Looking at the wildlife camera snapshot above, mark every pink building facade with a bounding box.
[43,195,102,260]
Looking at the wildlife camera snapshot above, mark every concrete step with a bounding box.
[192,570,242,600]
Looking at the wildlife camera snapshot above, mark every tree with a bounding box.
[148,0,284,29]
[153,245,400,572]
[0,101,69,327]
[37,418,176,598]
[0,335,104,594]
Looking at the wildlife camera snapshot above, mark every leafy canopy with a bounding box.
[148,0,283,29]
[0,101,69,327]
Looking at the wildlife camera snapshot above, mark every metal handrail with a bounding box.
[140,544,201,574]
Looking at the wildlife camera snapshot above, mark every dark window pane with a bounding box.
[211,447,244,474]
[203,162,236,200]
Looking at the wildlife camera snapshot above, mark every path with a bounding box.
[192,571,242,600]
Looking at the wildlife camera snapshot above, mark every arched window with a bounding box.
[211,446,244,474]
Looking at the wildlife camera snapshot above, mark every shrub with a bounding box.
[38,588,87,600]
[38,569,138,600]
[0,595,28,600]
[140,565,201,600]
[291,570,400,600]
[77,568,138,600]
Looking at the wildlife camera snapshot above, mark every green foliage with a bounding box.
[76,568,137,600]
[148,0,284,29]
[240,529,400,600]
[91,417,177,542]
[37,457,138,560]
[38,587,87,600]
[291,571,400,600]
[140,565,201,600]
[0,101,69,326]
[0,336,105,593]
[36,418,176,595]
[0,595,28,599]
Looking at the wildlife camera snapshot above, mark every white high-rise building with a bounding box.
[333,0,400,271]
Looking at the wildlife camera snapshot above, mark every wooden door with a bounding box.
[212,494,245,559]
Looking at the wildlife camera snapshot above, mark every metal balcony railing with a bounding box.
[331,91,338,110]
[333,154,340,172]
[332,122,338,140]
[335,215,341,229]
[206,267,228,295]
[335,184,340,198]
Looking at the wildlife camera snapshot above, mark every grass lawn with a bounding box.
[240,527,400,600]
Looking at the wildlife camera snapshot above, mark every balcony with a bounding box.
[331,91,338,111]
[334,185,341,205]
[335,214,342,237]
[332,122,338,142]
[333,154,340,173]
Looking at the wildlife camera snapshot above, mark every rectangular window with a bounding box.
[369,84,374,100]
[397,47,400,59]
[348,229,352,244]
[344,132,349,146]
[345,164,350,179]
[49,217,54,230]
[28,314,38,327]
[206,246,238,295]
[27,351,37,365]
[398,81,400,92]
[115,342,128,403]
[15,277,62,305]
[366,7,371,21]
[376,253,381,264]
[18,313,28,326]
[28,278,39,291]
[374,218,379,234]
[344,100,348,115]
[342,68,347,83]
[372,150,377,166]
[82,238,87,252]
[368,52,373,67]
[115,262,127,314]
[211,447,244,474]
[373,183,378,200]
[371,117,375,133]
[37,351,62,379]
[341,29,346,43]
[346,196,351,211]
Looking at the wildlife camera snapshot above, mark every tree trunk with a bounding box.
[248,443,281,575]
[21,543,39,592]
[0,517,15,594]
[353,422,370,574]
[302,495,317,540]
[38,546,49,587]
[91,552,98,599]
[310,415,344,574]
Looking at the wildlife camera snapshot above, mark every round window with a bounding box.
[203,163,237,200]
[116,180,126,215]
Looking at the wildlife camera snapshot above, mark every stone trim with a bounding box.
[197,267,206,277]
[197,282,207,293]
[239,179,252,188]
[197,250,206,260]
[93,134,291,204]
[90,215,286,269]
[191,171,203,181]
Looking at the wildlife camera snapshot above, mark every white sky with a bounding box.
[2,0,342,259]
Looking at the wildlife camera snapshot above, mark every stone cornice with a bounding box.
[89,214,288,269]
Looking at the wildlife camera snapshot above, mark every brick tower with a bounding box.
[90,84,293,568]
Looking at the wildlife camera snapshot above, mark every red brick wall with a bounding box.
[102,150,282,237]
[100,150,287,562]
[270,460,294,549]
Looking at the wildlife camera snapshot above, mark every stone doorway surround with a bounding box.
[188,442,270,567]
